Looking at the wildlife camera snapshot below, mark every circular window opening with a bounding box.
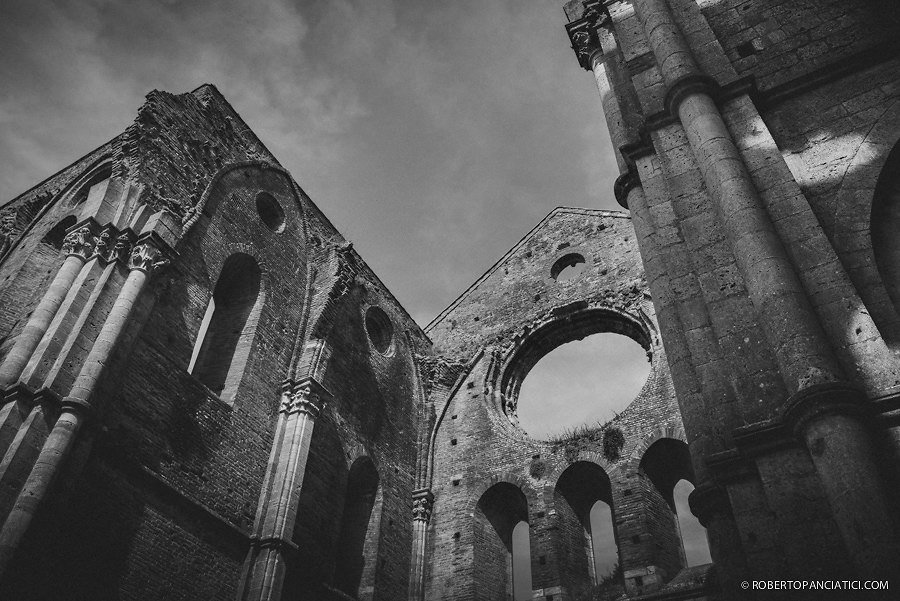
[551,253,586,282]
[365,306,393,354]
[256,192,286,233]
[515,333,650,440]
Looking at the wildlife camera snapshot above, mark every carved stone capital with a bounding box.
[92,227,134,265]
[112,232,135,264]
[280,377,332,418]
[62,224,97,260]
[128,240,169,274]
[412,489,434,523]
[565,1,610,71]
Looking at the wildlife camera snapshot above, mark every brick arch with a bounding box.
[543,452,616,489]
[469,472,535,516]
[207,242,270,281]
[334,455,382,598]
[182,160,307,237]
[627,424,687,475]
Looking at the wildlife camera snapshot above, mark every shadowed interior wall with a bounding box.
[474,482,528,600]
[191,253,262,400]
[554,461,615,598]
[334,456,382,599]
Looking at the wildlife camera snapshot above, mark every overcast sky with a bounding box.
[0,0,620,327]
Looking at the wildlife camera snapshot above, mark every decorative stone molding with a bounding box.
[662,73,719,120]
[127,240,169,274]
[565,0,609,70]
[412,489,434,523]
[782,381,869,438]
[614,169,640,210]
[251,535,299,556]
[280,377,331,418]
[61,225,96,260]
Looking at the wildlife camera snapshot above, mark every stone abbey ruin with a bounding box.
[1,0,900,599]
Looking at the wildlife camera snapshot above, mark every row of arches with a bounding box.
[474,440,709,600]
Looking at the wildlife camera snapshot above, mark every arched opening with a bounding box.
[40,216,77,250]
[334,457,381,598]
[639,439,711,574]
[515,330,651,440]
[474,483,530,600]
[189,253,262,402]
[69,163,112,206]
[554,461,617,598]
[511,521,533,601]
[872,140,900,313]
[673,479,711,567]
[551,253,586,282]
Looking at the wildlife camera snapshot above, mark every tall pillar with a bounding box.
[0,224,94,390]
[626,0,899,577]
[0,236,168,577]
[238,376,330,601]
[408,488,433,601]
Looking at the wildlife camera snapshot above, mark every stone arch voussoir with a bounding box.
[628,424,687,475]
[469,472,534,517]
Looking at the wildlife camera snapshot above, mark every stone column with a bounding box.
[408,488,433,601]
[238,376,330,601]
[0,223,95,390]
[0,238,166,577]
[629,0,899,576]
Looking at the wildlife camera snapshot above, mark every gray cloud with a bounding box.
[1,0,654,440]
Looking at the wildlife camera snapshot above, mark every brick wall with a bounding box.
[424,208,695,599]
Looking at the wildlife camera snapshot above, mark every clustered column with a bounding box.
[408,488,434,601]
[237,376,330,601]
[0,226,95,391]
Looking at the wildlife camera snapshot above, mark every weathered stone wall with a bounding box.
[423,208,699,599]
[564,0,900,596]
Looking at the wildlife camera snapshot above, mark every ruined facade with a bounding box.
[0,1,898,600]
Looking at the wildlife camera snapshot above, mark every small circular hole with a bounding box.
[255,192,286,232]
[551,253,586,281]
[365,306,393,354]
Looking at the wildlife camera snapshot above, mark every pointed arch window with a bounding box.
[334,457,381,597]
[188,253,262,403]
